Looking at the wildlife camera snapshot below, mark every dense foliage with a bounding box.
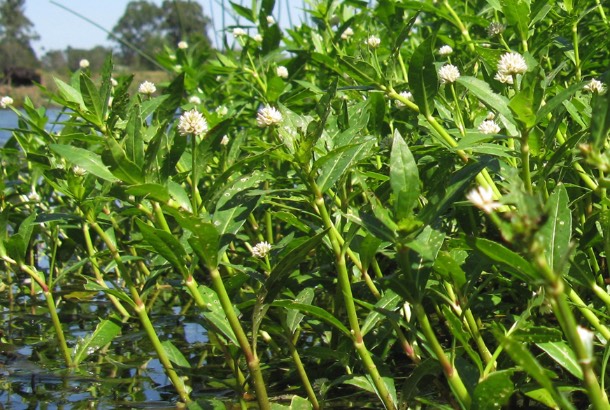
[2,0,610,408]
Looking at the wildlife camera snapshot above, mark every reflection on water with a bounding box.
[0,108,66,146]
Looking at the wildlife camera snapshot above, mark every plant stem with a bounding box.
[572,22,581,82]
[520,128,533,194]
[208,266,270,410]
[286,332,320,410]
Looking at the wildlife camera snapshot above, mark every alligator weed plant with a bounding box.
[2,0,610,408]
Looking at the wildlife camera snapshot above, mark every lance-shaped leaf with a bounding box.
[103,138,145,184]
[50,144,117,182]
[537,184,571,274]
[135,219,188,277]
[315,138,375,193]
[286,288,315,335]
[73,315,122,365]
[272,300,351,338]
[408,35,438,117]
[188,222,220,270]
[390,130,420,220]
[472,238,540,282]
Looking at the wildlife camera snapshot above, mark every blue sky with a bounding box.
[25,0,306,57]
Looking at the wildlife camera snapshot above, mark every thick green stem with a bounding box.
[45,290,73,367]
[521,128,533,194]
[413,303,472,408]
[286,332,320,410]
[208,266,270,410]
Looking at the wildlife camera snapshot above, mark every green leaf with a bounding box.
[536,81,585,124]
[125,103,144,168]
[265,229,329,303]
[501,0,531,42]
[79,73,102,126]
[49,144,118,182]
[537,184,571,274]
[188,222,220,269]
[103,138,145,184]
[512,326,563,343]
[230,1,255,22]
[272,300,351,338]
[457,76,514,124]
[361,290,402,336]
[161,340,191,368]
[472,238,540,281]
[390,129,420,220]
[315,139,375,193]
[53,77,85,109]
[73,315,122,365]
[509,90,537,129]
[286,288,315,335]
[590,72,610,150]
[537,341,583,380]
[408,35,438,116]
[472,370,515,410]
[84,281,136,308]
[136,219,188,277]
[442,305,483,373]
[198,286,238,346]
[125,183,170,203]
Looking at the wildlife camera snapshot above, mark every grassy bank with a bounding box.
[0,69,171,107]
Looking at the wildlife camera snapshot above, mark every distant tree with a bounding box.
[66,46,112,71]
[41,49,67,72]
[0,0,40,72]
[110,0,212,69]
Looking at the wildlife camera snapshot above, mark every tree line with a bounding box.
[0,0,212,77]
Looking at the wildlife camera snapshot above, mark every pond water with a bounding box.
[0,108,66,146]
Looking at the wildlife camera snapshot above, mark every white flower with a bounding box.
[110,78,118,87]
[73,165,87,176]
[178,41,188,49]
[253,33,263,42]
[494,71,514,84]
[439,45,453,56]
[79,59,90,69]
[276,66,289,79]
[0,96,13,108]
[487,22,505,37]
[216,105,228,116]
[438,64,460,84]
[486,111,495,120]
[220,135,230,146]
[497,52,528,76]
[28,191,40,202]
[395,91,413,108]
[577,326,594,362]
[188,95,202,105]
[466,186,501,214]
[478,120,501,135]
[366,35,381,48]
[584,79,606,94]
[341,27,354,40]
[178,109,208,136]
[233,27,246,37]
[251,241,272,258]
[266,15,275,25]
[173,64,183,72]
[256,105,283,127]
[138,81,156,95]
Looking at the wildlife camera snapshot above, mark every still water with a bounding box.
[0,108,66,146]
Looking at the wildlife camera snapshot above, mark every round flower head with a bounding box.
[584,79,606,94]
[253,33,263,42]
[251,241,272,258]
[138,81,156,95]
[497,52,528,76]
[216,105,228,116]
[494,71,514,84]
[466,186,501,214]
[79,59,90,69]
[395,91,413,108]
[188,95,202,105]
[0,96,14,108]
[266,15,275,25]
[110,78,118,87]
[73,165,87,176]
[177,41,188,49]
[438,45,453,56]
[487,22,505,37]
[341,27,354,40]
[438,64,460,84]
[478,120,501,135]
[366,35,381,48]
[178,109,208,136]
[276,66,289,79]
[220,135,230,146]
[256,105,283,127]
[233,27,246,37]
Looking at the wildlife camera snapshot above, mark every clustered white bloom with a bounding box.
[487,22,505,37]
[233,27,246,37]
[253,34,263,42]
[266,15,275,25]
[73,165,87,176]
[79,59,90,69]
[438,45,453,56]
[584,78,606,94]
[251,241,272,258]
[178,109,208,136]
[395,91,413,108]
[188,95,202,105]
[466,186,501,214]
[366,35,381,48]
[276,66,289,79]
[110,78,118,87]
[256,105,283,127]
[138,81,156,95]
[478,120,501,135]
[496,52,528,84]
[341,27,354,40]
[220,135,230,146]
[216,105,228,116]
[0,96,14,108]
[438,64,460,84]
[178,41,188,49]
